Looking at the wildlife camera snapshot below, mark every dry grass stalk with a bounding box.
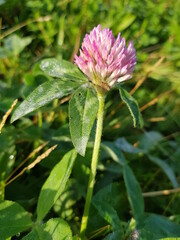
[89,225,111,239]
[130,56,165,95]
[5,144,57,186]
[0,99,18,133]
[140,89,174,112]
[0,16,52,40]
[59,95,72,104]
[6,141,49,182]
[148,117,166,122]
[70,30,82,62]
[143,188,180,197]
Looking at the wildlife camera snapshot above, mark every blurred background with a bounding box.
[0,0,180,238]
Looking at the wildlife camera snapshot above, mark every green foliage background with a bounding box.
[0,0,180,239]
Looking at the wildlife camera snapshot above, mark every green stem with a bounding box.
[80,90,105,239]
[0,173,5,200]
[38,111,42,128]
[0,180,5,201]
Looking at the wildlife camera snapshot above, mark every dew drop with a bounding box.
[9,155,14,160]
[16,232,20,237]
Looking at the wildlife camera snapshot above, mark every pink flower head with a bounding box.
[74,24,136,91]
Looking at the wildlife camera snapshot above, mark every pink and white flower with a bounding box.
[75,24,136,90]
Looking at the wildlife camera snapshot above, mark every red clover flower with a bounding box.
[75,24,136,91]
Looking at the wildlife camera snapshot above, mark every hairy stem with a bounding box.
[80,90,105,239]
